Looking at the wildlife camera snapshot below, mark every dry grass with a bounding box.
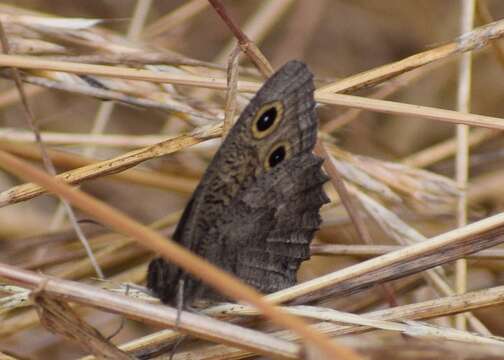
[1,1,504,359]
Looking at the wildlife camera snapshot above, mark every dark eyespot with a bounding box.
[268,145,286,168]
[251,101,283,139]
[256,107,277,132]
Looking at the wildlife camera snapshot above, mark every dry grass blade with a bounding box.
[0,19,103,278]
[53,283,504,359]
[0,123,221,206]
[315,92,504,130]
[0,141,197,193]
[222,45,241,137]
[317,18,504,94]
[1,54,503,130]
[316,141,373,244]
[15,73,217,124]
[0,352,18,360]
[0,285,29,315]
[32,289,133,359]
[0,150,360,360]
[150,285,504,359]
[267,210,504,304]
[0,129,170,148]
[401,128,498,168]
[143,0,209,39]
[1,263,299,360]
[310,244,504,260]
[266,306,504,346]
[46,0,155,230]
[325,187,488,334]
[0,106,486,210]
[0,54,261,91]
[454,0,476,331]
[321,64,443,133]
[329,145,460,214]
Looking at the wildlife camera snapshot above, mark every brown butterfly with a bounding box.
[148,60,329,304]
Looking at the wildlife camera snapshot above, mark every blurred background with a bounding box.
[1,1,504,358]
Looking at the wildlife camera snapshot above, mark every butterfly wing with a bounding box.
[229,153,329,294]
[148,60,328,304]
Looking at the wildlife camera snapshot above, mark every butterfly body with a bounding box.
[148,60,329,304]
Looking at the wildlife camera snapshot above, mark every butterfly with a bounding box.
[148,60,329,305]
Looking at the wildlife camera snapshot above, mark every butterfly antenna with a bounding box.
[106,284,130,340]
[77,218,107,228]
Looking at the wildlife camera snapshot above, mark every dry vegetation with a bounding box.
[1,1,504,359]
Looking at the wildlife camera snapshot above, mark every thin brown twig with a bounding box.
[315,143,400,307]
[214,0,295,64]
[208,0,273,77]
[315,141,373,244]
